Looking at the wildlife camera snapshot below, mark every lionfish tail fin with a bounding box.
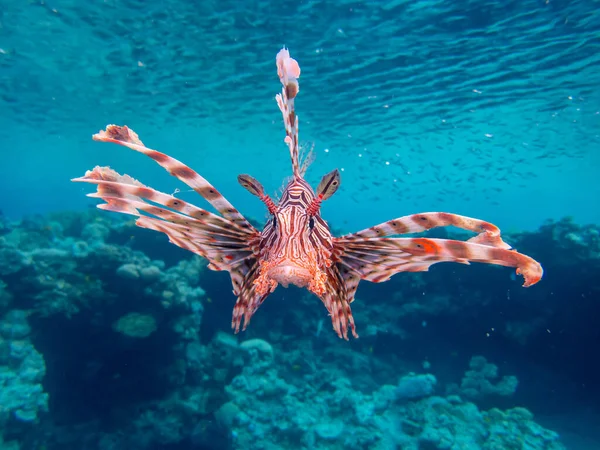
[275,48,302,178]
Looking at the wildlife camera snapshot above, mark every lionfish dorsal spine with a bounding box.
[275,48,302,178]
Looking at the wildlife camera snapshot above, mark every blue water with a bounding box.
[1,0,599,449]
[1,0,599,229]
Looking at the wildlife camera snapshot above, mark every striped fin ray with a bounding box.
[92,125,254,231]
[298,144,315,177]
[275,48,302,177]
[135,216,255,272]
[341,212,512,250]
[317,266,359,341]
[230,259,270,333]
[334,237,543,288]
[73,166,259,272]
[73,167,253,238]
[74,166,271,331]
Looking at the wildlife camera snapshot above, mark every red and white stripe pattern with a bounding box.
[72,131,266,333]
[275,48,302,177]
[73,48,543,341]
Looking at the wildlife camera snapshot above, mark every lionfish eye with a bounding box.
[308,217,315,230]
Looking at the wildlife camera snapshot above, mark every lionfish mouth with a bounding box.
[267,262,312,288]
[254,258,328,298]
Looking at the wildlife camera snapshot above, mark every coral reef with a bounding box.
[218,346,564,450]
[395,373,438,400]
[113,312,157,338]
[0,210,597,449]
[0,310,48,446]
[447,355,518,399]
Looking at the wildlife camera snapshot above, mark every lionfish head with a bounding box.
[238,170,341,296]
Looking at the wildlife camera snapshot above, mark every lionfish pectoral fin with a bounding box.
[75,166,258,270]
[335,211,542,287]
[334,236,543,287]
[90,125,254,230]
[74,129,264,298]
[344,212,511,246]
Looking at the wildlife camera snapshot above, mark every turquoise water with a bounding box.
[1,1,600,449]
[1,0,599,230]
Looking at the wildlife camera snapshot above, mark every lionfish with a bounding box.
[73,48,543,340]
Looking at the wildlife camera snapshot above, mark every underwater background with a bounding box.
[0,0,599,448]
